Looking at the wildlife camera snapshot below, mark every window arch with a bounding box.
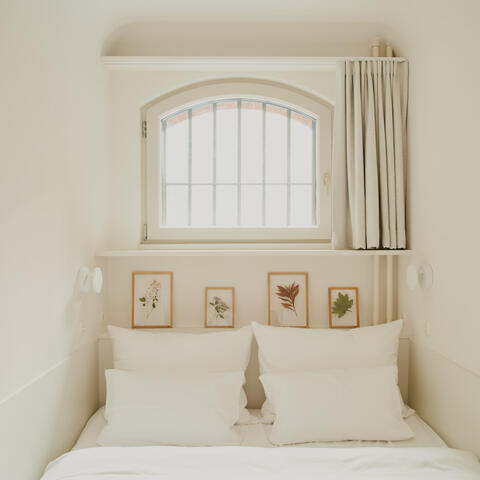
[143,79,332,243]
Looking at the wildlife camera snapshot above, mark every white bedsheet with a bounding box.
[73,408,447,450]
[42,445,480,480]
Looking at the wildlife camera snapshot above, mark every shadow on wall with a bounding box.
[102,21,388,56]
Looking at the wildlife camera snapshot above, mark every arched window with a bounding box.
[143,80,332,242]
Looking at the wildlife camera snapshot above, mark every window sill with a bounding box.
[96,244,412,257]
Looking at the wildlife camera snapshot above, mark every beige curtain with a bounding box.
[332,60,408,249]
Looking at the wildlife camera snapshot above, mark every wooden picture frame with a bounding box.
[132,271,173,328]
[328,286,359,329]
[204,287,235,328]
[268,272,309,327]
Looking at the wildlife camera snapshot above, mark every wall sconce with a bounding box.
[406,264,433,291]
[77,266,103,293]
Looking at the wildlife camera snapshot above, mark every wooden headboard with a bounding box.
[98,330,409,409]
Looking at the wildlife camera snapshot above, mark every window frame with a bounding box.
[143,80,332,243]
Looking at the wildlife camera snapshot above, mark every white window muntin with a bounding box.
[160,97,317,228]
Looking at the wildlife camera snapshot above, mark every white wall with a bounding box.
[103,21,379,56]
[389,0,480,457]
[0,1,110,478]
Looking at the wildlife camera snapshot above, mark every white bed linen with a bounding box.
[74,408,447,450]
[42,445,480,480]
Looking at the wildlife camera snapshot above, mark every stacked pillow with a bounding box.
[252,320,414,444]
[98,326,253,446]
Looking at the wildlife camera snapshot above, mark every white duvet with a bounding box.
[41,446,480,480]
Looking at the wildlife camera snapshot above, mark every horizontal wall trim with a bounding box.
[0,340,96,407]
[408,339,480,457]
[410,338,480,380]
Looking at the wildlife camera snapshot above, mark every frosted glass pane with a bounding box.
[216,102,238,183]
[241,185,262,226]
[192,105,213,183]
[216,185,237,226]
[241,101,263,183]
[191,186,213,226]
[290,185,313,226]
[165,185,188,226]
[265,105,287,183]
[164,113,189,183]
[265,185,287,226]
[291,113,313,184]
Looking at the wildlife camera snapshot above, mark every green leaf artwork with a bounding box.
[209,296,230,321]
[332,292,354,318]
[138,280,161,319]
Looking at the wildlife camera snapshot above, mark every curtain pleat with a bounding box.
[332,59,408,249]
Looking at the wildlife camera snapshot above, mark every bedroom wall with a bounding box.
[389,0,480,457]
[103,0,480,456]
[5,0,479,475]
[104,67,386,339]
[0,1,109,478]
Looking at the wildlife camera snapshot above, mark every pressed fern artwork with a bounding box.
[328,287,359,329]
[276,282,300,316]
[268,273,309,327]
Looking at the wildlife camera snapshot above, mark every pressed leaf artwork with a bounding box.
[205,287,235,327]
[132,272,172,328]
[332,292,354,318]
[276,282,300,316]
[138,279,161,320]
[209,296,230,321]
[268,273,308,327]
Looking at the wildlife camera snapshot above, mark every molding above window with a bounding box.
[102,56,407,72]
[96,245,413,257]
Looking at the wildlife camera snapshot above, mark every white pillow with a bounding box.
[253,320,403,373]
[108,325,253,373]
[97,370,244,446]
[260,366,413,444]
[108,325,253,423]
[252,320,404,421]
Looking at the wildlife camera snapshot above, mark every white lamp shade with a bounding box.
[77,266,103,294]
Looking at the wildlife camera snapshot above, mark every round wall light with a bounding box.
[77,266,103,294]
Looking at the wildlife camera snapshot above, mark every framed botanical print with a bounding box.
[328,287,359,329]
[268,272,309,327]
[205,287,235,328]
[132,272,173,328]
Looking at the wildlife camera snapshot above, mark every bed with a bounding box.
[40,323,480,480]
[73,407,447,450]
[42,428,480,480]
[42,409,480,480]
